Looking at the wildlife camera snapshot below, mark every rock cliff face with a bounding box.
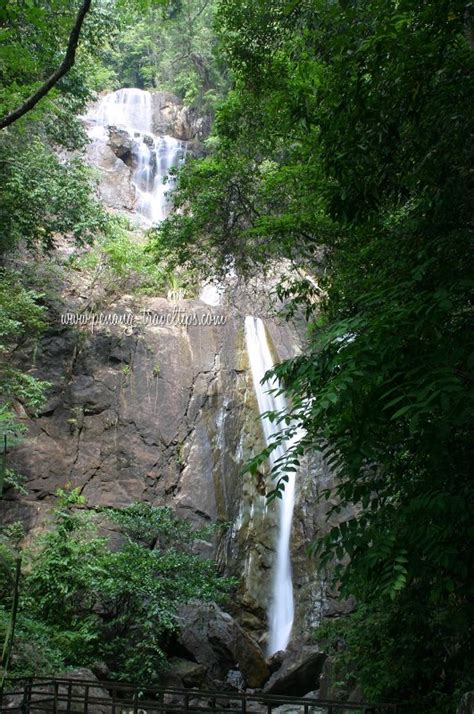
[2,280,341,651]
[2,288,329,637]
[150,91,212,144]
[87,138,136,213]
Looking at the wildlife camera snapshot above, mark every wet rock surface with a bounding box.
[3,278,342,665]
[163,657,208,689]
[177,601,270,688]
[150,92,211,141]
[6,296,248,520]
[107,127,134,163]
[86,139,136,212]
[264,647,326,697]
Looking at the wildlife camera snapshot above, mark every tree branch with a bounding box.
[0,0,92,130]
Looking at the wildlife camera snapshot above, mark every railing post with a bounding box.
[53,681,58,714]
[26,678,33,714]
[20,680,27,714]
[84,684,89,714]
[21,679,31,714]
[241,696,246,714]
[67,681,72,714]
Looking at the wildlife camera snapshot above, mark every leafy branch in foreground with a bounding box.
[0,0,92,130]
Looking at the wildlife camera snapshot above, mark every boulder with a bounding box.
[150,91,211,142]
[178,601,270,688]
[163,657,208,689]
[458,693,474,714]
[226,669,246,691]
[268,649,286,673]
[85,140,135,211]
[108,127,133,163]
[271,692,320,714]
[172,105,211,142]
[58,669,111,712]
[151,91,181,135]
[264,647,326,696]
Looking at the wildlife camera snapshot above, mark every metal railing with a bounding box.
[0,677,401,714]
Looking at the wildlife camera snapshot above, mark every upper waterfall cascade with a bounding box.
[244,316,301,655]
[87,88,185,223]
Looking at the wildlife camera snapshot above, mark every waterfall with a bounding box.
[88,88,185,222]
[199,283,224,306]
[244,316,298,655]
[98,87,152,134]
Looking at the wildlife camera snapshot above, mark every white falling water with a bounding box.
[244,316,300,655]
[88,88,184,223]
[199,282,224,306]
[98,87,152,133]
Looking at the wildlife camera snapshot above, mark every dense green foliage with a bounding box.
[0,0,91,124]
[68,216,173,298]
[1,140,107,253]
[94,0,227,109]
[153,1,474,710]
[0,270,50,473]
[0,1,115,441]
[0,132,106,442]
[0,0,163,124]
[0,489,232,683]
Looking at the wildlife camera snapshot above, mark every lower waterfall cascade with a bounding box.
[244,316,299,655]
